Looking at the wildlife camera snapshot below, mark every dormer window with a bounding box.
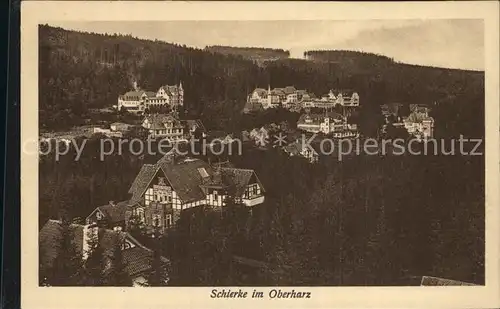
[96,211,102,220]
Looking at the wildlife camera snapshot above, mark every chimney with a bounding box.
[133,80,138,91]
[82,223,99,260]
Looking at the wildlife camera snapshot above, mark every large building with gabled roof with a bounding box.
[116,82,184,114]
[120,154,265,234]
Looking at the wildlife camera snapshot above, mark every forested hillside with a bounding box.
[38,25,485,286]
[205,45,290,65]
[39,25,484,138]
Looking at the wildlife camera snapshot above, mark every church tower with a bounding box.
[266,84,272,109]
[178,81,184,106]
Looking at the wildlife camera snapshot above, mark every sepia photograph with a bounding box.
[21,1,499,309]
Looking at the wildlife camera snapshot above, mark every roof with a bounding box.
[298,112,345,125]
[128,156,264,203]
[128,164,158,203]
[121,91,147,100]
[283,86,297,95]
[160,84,181,95]
[143,114,183,130]
[89,201,130,224]
[252,88,267,96]
[158,159,213,202]
[420,276,477,286]
[271,88,285,96]
[405,111,434,123]
[410,104,430,113]
[332,89,357,97]
[39,220,165,278]
[220,168,263,197]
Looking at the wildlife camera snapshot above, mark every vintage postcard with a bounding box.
[21,1,499,308]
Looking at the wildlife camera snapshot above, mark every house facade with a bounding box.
[330,90,360,107]
[117,90,158,113]
[247,85,310,110]
[117,82,184,113]
[142,113,185,141]
[156,82,184,107]
[403,105,434,139]
[125,155,265,234]
[283,140,319,163]
[86,200,130,231]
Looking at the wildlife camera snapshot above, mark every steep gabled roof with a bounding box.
[88,201,130,224]
[160,84,181,96]
[405,112,434,124]
[123,91,145,98]
[39,220,165,278]
[159,159,213,203]
[283,86,297,95]
[221,168,265,196]
[252,88,267,96]
[129,155,263,204]
[128,164,158,203]
[143,114,183,130]
[420,276,476,286]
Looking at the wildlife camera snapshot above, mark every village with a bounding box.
[39,78,440,286]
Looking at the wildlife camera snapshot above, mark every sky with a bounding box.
[51,19,484,71]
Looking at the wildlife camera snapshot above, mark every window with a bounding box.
[213,190,218,201]
[165,214,172,227]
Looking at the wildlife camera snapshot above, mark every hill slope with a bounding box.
[39,25,484,137]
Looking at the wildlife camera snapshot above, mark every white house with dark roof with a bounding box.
[403,105,434,139]
[247,85,310,110]
[142,113,185,141]
[39,219,168,286]
[329,90,360,107]
[297,111,347,134]
[124,154,265,234]
[283,140,319,163]
[117,90,158,113]
[117,82,184,113]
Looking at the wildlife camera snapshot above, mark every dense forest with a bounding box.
[39,25,485,286]
[39,138,485,286]
[39,25,484,138]
[205,45,290,65]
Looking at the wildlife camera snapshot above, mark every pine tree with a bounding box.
[145,229,168,286]
[81,228,107,286]
[46,219,84,286]
[106,235,133,286]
